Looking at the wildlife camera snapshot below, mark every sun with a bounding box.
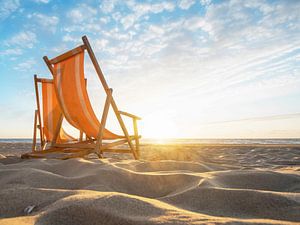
[141,112,179,139]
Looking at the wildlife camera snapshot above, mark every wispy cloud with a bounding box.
[0,48,22,56]
[0,0,20,21]
[13,58,36,71]
[200,0,211,6]
[32,0,51,3]
[178,0,196,10]
[100,0,117,14]
[5,31,37,49]
[62,33,78,43]
[67,3,97,24]
[27,13,59,33]
[118,1,176,30]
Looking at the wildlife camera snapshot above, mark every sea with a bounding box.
[1,138,300,145]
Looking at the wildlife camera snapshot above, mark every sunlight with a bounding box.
[141,112,179,139]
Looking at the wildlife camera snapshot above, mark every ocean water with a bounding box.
[0,139,33,143]
[1,138,300,144]
[142,138,300,144]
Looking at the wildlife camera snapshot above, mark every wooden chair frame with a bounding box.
[31,75,51,152]
[40,36,141,159]
[31,75,83,152]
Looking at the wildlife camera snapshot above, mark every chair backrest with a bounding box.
[39,78,75,143]
[51,51,121,139]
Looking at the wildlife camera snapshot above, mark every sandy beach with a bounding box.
[1,0,300,224]
[0,142,299,225]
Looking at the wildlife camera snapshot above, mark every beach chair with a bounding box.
[30,75,76,152]
[38,36,140,159]
[21,76,80,159]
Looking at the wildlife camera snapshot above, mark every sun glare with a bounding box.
[141,113,179,139]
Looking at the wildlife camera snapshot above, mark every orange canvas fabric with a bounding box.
[41,81,76,143]
[52,52,122,139]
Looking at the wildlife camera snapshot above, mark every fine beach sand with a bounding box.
[0,142,299,224]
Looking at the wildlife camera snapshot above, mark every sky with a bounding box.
[0,0,300,139]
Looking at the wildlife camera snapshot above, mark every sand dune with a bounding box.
[0,143,299,224]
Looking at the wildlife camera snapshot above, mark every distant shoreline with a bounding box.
[1,138,300,146]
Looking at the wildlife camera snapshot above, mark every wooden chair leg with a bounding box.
[79,131,83,142]
[51,114,63,146]
[133,118,140,158]
[34,75,44,148]
[114,106,138,159]
[95,89,112,155]
[32,110,38,152]
[42,142,49,150]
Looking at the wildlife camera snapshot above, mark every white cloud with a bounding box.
[100,0,117,14]
[150,2,175,13]
[100,17,110,24]
[50,44,68,54]
[62,34,78,43]
[95,39,109,50]
[201,0,300,41]
[112,12,122,21]
[32,0,50,3]
[27,13,59,33]
[67,4,97,23]
[119,1,176,30]
[148,25,165,35]
[14,59,36,71]
[0,0,20,21]
[120,14,136,30]
[0,48,22,56]
[6,31,37,48]
[184,16,212,34]
[199,0,211,6]
[178,0,195,10]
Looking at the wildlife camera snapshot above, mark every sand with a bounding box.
[0,142,299,224]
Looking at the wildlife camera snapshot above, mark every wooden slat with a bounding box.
[60,150,90,160]
[78,139,95,144]
[102,149,131,153]
[100,137,140,150]
[49,45,86,64]
[52,137,138,149]
[21,148,91,160]
[43,56,54,74]
[36,78,53,83]
[21,153,45,159]
[27,148,88,155]
[119,111,141,120]
[53,143,95,149]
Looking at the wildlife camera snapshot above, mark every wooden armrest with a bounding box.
[119,111,141,120]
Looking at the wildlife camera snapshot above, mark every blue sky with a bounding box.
[0,0,300,138]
